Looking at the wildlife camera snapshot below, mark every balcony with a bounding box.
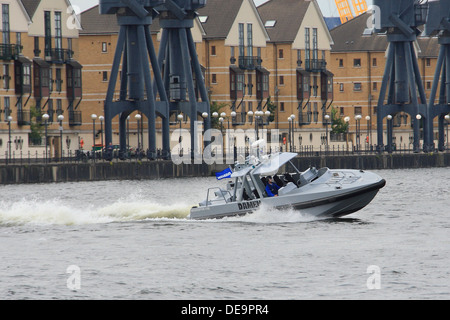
[0,44,21,60]
[238,56,262,70]
[17,110,31,126]
[231,112,247,125]
[304,59,327,73]
[45,48,73,64]
[69,111,82,126]
[298,112,312,125]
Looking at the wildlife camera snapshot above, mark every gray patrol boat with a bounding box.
[189,151,385,220]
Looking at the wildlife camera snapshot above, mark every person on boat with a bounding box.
[265,176,280,197]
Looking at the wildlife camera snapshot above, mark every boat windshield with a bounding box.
[252,152,298,176]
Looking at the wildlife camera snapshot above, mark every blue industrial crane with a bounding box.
[373,0,430,153]
[99,0,210,160]
[423,0,450,152]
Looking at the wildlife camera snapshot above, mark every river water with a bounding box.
[0,167,448,300]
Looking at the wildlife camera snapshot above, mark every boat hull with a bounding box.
[189,178,386,220]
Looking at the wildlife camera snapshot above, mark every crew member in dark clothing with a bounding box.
[265,176,280,197]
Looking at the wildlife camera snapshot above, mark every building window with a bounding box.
[426,58,431,67]
[237,73,244,92]
[247,23,253,57]
[34,38,42,58]
[426,81,431,90]
[280,102,285,112]
[239,23,244,57]
[353,58,361,67]
[49,67,53,92]
[3,64,10,90]
[230,67,245,100]
[73,68,81,88]
[340,107,344,116]
[102,42,108,53]
[372,82,377,91]
[353,82,362,91]
[55,12,62,51]
[57,99,63,116]
[339,59,344,68]
[2,4,10,45]
[279,75,284,85]
[44,11,52,56]
[23,63,31,87]
[247,74,252,96]
[47,99,54,122]
[372,57,377,67]
[68,38,73,54]
[312,28,318,61]
[313,102,318,123]
[55,68,62,92]
[102,71,108,82]
[212,74,217,84]
[339,83,344,92]
[211,45,216,56]
[4,97,10,120]
[354,106,362,115]
[278,49,284,59]
[313,76,318,96]
[305,27,310,62]
[16,32,21,50]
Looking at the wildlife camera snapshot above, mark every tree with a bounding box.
[265,97,276,123]
[330,106,348,134]
[29,106,44,145]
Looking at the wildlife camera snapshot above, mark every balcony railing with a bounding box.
[69,111,82,126]
[0,44,21,60]
[17,110,31,126]
[304,59,327,72]
[238,56,262,70]
[45,48,73,64]
[231,112,247,125]
[298,112,312,125]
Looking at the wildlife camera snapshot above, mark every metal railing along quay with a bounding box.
[1,144,449,166]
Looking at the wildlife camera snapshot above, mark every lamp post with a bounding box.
[219,116,224,135]
[415,114,422,153]
[57,114,64,162]
[135,113,142,152]
[255,110,264,140]
[231,111,237,124]
[366,115,371,151]
[387,114,393,153]
[126,115,130,152]
[7,116,12,163]
[355,114,362,152]
[288,116,293,152]
[290,114,296,151]
[344,116,350,152]
[99,115,104,159]
[177,113,183,155]
[91,114,97,161]
[42,113,49,163]
[445,114,449,151]
[324,114,330,154]
[247,110,254,125]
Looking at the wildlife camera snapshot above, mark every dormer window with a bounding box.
[265,20,276,28]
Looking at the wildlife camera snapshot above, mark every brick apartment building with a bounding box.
[0,0,82,160]
[77,0,336,152]
[330,12,440,149]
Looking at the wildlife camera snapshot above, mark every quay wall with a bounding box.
[0,153,448,185]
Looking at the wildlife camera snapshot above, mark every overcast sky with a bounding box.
[70,0,374,17]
